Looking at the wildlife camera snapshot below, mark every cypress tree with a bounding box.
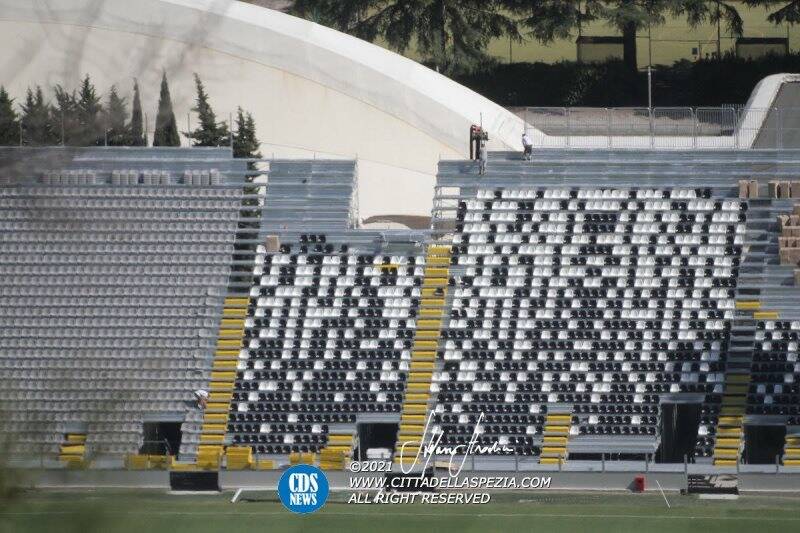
[186,73,229,147]
[129,79,146,146]
[233,107,260,159]
[77,74,103,145]
[106,85,129,147]
[153,71,180,147]
[0,87,19,145]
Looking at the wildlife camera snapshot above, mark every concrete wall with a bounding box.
[0,0,526,221]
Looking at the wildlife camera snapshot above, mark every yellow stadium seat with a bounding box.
[125,454,150,470]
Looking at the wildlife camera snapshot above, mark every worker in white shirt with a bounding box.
[522,132,533,161]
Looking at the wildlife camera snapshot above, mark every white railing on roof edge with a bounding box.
[520,107,800,150]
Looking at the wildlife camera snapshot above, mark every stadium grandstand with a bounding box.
[3,97,800,485]
[3,10,800,529]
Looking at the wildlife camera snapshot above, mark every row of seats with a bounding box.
[228,242,424,453]
[431,186,744,450]
[750,320,800,415]
[2,183,236,197]
[0,178,243,459]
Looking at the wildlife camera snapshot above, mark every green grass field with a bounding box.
[3,490,800,533]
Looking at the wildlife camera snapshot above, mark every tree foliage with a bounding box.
[0,87,18,146]
[186,74,230,147]
[51,75,106,145]
[129,80,147,146]
[745,0,800,24]
[291,0,521,72]
[53,84,78,145]
[233,107,261,159]
[153,71,180,147]
[20,86,57,146]
[106,86,129,147]
[76,74,104,146]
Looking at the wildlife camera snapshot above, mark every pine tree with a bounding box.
[233,107,261,159]
[129,79,146,146]
[53,85,78,145]
[186,73,229,147]
[291,0,521,73]
[153,71,180,147]
[0,87,19,145]
[106,86,129,147]
[77,74,103,145]
[20,86,56,145]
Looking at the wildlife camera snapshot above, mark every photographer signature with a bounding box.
[398,411,514,476]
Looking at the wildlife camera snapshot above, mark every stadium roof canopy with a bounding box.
[0,0,525,222]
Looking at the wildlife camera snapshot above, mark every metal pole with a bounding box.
[716,1,722,59]
[647,66,653,111]
[566,107,571,149]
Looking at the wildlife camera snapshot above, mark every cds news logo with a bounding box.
[278,464,329,514]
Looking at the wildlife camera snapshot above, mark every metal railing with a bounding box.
[519,106,800,150]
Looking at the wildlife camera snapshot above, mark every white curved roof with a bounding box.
[0,0,527,219]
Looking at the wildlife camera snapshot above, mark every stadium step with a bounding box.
[224,446,254,470]
[394,244,451,466]
[317,431,355,470]
[538,411,572,464]
[58,433,87,468]
[709,289,756,465]
[125,454,173,470]
[782,433,800,464]
[712,411,745,466]
[192,292,251,468]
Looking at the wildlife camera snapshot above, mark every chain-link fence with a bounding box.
[520,107,800,149]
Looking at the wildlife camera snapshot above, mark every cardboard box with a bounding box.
[739,180,749,198]
[748,180,759,198]
[264,235,280,252]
